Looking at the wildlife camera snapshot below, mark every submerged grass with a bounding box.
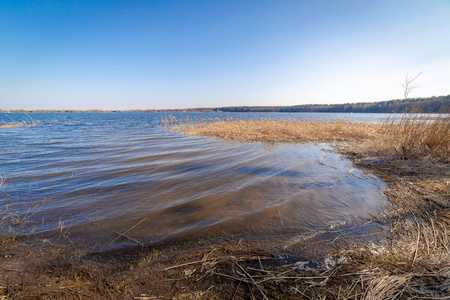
[0,122,28,128]
[0,120,41,129]
[0,113,449,299]
[1,113,42,129]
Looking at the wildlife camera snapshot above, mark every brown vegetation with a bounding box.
[347,114,449,163]
[182,114,449,162]
[0,114,449,299]
[0,122,28,129]
[0,120,41,129]
[182,119,385,143]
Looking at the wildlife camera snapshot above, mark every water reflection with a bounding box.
[235,166,310,178]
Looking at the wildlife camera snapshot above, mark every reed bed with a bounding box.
[343,114,450,163]
[182,114,449,163]
[182,119,386,143]
[393,114,449,162]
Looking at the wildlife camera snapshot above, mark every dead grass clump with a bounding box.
[0,120,41,129]
[162,230,449,299]
[344,114,450,163]
[182,120,385,144]
[382,180,450,265]
[0,122,26,128]
[387,114,450,162]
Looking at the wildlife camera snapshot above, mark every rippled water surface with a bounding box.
[1,113,387,249]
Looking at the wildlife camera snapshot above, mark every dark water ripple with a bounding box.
[0,113,388,249]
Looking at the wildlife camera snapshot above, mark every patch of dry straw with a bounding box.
[347,114,450,163]
[0,120,41,129]
[182,119,385,144]
[182,114,449,163]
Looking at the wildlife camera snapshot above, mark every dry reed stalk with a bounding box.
[348,114,450,163]
[362,273,412,300]
[85,217,144,246]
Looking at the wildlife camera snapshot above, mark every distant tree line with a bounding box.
[199,95,449,114]
[1,95,448,114]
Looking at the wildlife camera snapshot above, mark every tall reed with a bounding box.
[384,113,450,162]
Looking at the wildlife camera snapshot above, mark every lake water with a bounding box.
[0,112,388,251]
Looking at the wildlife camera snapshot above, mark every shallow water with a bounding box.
[0,112,387,250]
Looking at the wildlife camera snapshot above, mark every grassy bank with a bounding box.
[1,115,449,299]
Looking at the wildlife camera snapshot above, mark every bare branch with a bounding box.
[400,69,426,99]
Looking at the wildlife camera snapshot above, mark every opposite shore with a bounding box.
[1,94,449,114]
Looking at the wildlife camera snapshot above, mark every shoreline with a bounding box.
[1,116,449,299]
[0,93,448,114]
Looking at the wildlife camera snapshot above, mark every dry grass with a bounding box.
[393,115,449,162]
[182,119,385,143]
[182,114,449,163]
[345,114,450,163]
[0,120,41,129]
[0,122,27,128]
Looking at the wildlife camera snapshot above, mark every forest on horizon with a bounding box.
[1,95,448,114]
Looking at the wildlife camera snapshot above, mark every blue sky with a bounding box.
[1,0,449,110]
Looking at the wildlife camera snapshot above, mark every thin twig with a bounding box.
[235,262,268,300]
[109,217,147,245]
[412,218,421,265]
[59,285,82,290]
[85,217,143,246]
[164,259,212,271]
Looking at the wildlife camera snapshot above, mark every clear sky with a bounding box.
[1,0,449,110]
